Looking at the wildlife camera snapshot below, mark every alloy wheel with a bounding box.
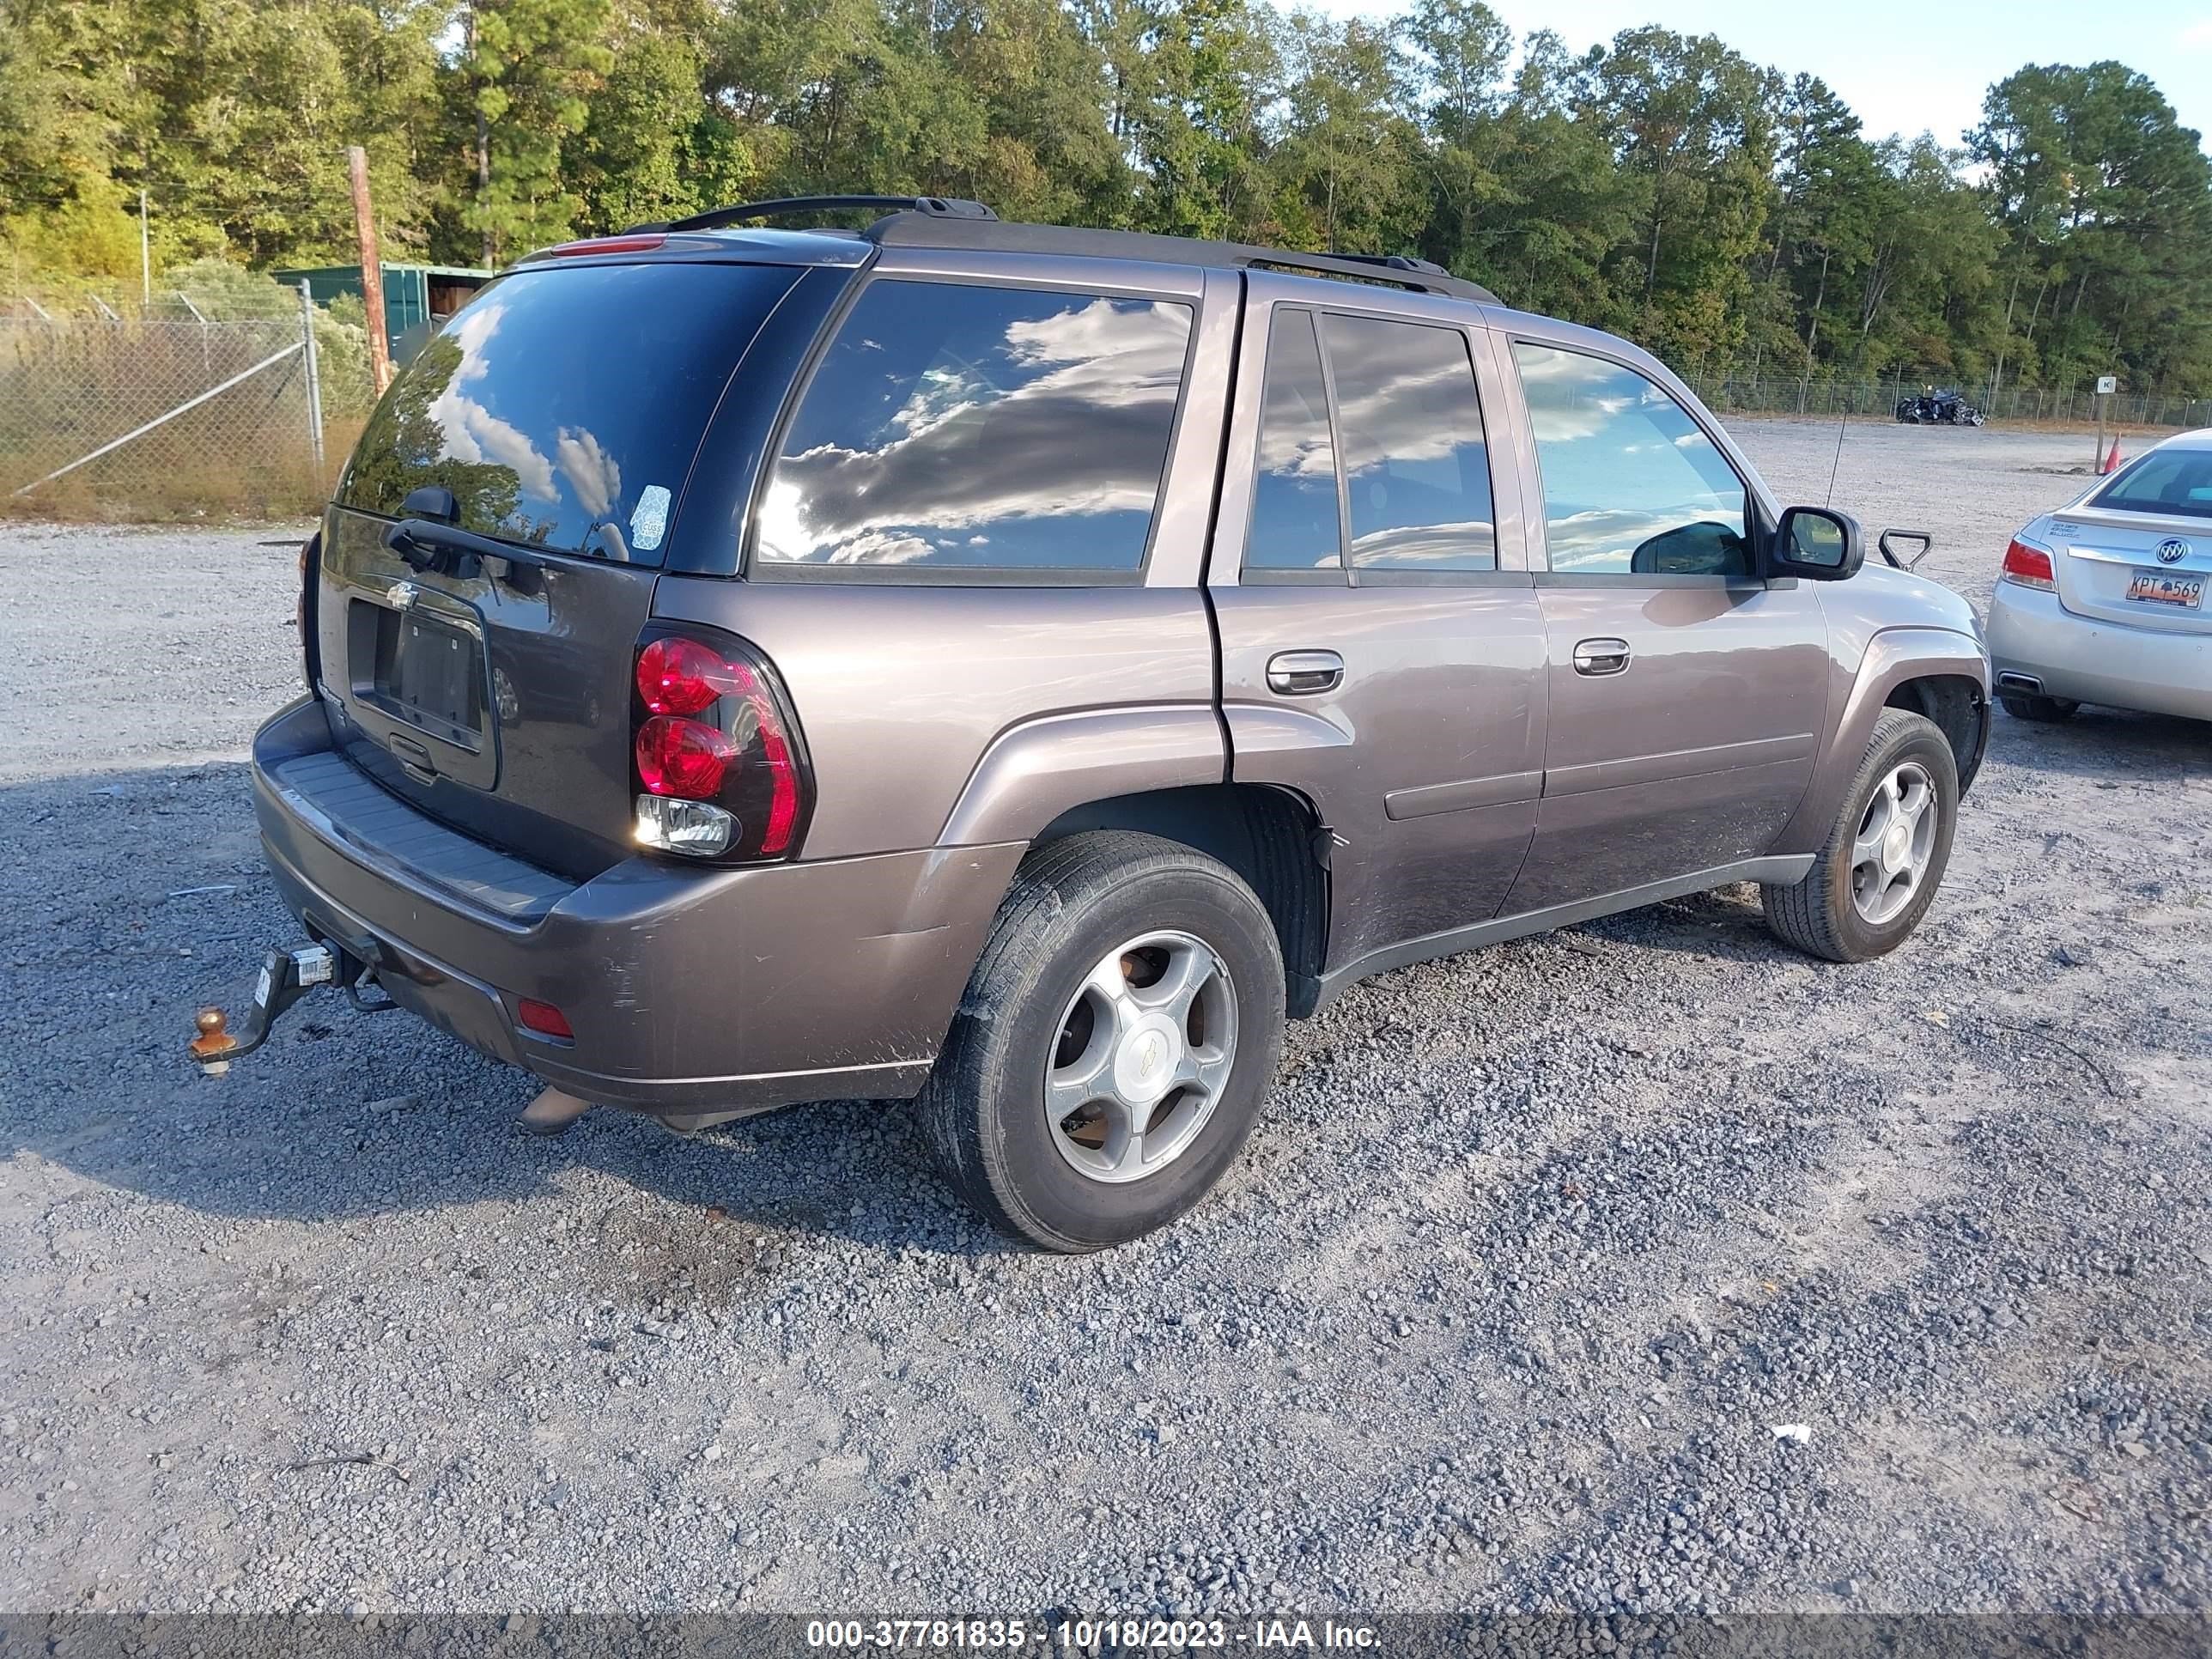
[1042,930,1237,1185]
[1850,761,1938,926]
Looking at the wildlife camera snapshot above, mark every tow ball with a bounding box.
[190,943,381,1073]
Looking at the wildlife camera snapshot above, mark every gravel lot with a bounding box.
[2,421,2207,1620]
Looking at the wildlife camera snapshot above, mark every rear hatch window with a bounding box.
[337,261,799,565]
[314,258,804,876]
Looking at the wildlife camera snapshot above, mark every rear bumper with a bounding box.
[1987,582,2212,720]
[252,699,1023,1113]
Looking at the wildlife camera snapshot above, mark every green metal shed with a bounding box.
[271,262,495,359]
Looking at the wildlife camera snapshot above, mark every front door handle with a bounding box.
[1267,649,1344,696]
[1572,637,1632,677]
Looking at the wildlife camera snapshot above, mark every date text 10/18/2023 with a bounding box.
[805,1619,1382,1650]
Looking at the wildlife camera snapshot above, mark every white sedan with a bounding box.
[1989,430,2212,724]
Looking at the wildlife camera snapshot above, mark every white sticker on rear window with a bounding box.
[629,485,672,552]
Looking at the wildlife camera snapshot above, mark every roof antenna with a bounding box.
[1824,397,1850,507]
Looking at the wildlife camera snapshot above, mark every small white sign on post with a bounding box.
[2097,375,2118,395]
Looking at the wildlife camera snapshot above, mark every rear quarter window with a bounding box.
[337,262,800,567]
[755,278,1194,577]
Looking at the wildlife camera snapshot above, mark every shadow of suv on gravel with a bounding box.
[210,195,1991,1249]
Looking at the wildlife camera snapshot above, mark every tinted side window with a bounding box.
[1245,309,1342,571]
[1511,343,1750,577]
[757,280,1192,573]
[1323,314,1496,572]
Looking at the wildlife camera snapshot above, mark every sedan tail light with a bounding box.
[2001,538,2056,591]
[630,626,811,861]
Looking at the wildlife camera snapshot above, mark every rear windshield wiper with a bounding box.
[382,513,551,585]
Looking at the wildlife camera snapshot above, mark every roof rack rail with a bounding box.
[628,195,999,234]
[608,191,1498,303]
[861,214,1498,305]
[1329,252,1457,280]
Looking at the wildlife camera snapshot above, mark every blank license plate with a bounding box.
[377,611,482,739]
[2127,569,2203,609]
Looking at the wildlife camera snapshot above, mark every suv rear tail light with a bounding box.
[635,635,743,715]
[2001,538,2056,590]
[635,715,734,797]
[630,626,811,862]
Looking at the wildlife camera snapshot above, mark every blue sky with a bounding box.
[1302,0,2212,152]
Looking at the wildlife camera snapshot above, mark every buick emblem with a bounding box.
[2157,538,2190,564]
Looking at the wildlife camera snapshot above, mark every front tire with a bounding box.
[920,831,1286,1251]
[1763,708,1960,963]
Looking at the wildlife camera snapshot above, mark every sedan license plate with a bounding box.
[2127,568,2203,609]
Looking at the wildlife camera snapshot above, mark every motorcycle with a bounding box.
[1894,387,1986,427]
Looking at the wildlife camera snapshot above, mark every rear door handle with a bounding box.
[1571,637,1632,677]
[1267,649,1344,696]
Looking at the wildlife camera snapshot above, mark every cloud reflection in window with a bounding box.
[1246,309,1341,570]
[1323,313,1496,572]
[1511,343,1747,575]
[758,283,1192,571]
[338,262,797,563]
[423,304,558,507]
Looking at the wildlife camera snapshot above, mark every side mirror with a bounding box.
[1771,506,1865,581]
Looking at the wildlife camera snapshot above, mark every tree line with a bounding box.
[5,0,2210,396]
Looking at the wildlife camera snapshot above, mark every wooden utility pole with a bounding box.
[348,146,393,394]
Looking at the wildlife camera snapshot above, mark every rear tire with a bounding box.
[919,831,1286,1252]
[2000,690,2077,723]
[1763,708,1960,963]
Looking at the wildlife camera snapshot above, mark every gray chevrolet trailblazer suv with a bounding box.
[201,195,1991,1250]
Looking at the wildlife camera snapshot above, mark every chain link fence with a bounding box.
[1,301,376,519]
[1678,363,2212,430]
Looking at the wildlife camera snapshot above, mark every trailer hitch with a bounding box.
[190,943,345,1073]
